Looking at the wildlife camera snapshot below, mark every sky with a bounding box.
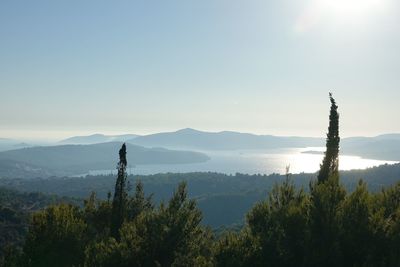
[1,0,399,140]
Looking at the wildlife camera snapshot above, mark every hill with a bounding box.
[303,134,400,161]
[0,142,209,177]
[0,139,32,152]
[127,128,324,150]
[2,163,399,227]
[0,187,77,258]
[341,136,400,161]
[59,133,140,144]
[126,129,400,161]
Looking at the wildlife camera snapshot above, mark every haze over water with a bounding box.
[86,147,398,176]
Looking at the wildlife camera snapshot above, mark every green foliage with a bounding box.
[1,245,23,267]
[126,180,153,220]
[245,177,309,267]
[340,181,373,266]
[318,93,340,183]
[10,144,216,266]
[3,163,400,228]
[84,182,214,266]
[111,143,128,240]
[17,179,214,267]
[0,187,77,265]
[4,100,400,267]
[308,175,346,266]
[214,230,256,267]
[5,173,400,267]
[23,204,87,267]
[84,238,123,267]
[213,177,400,267]
[84,191,112,239]
[373,182,400,266]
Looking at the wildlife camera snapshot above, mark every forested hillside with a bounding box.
[0,187,77,261]
[2,94,400,266]
[1,163,399,228]
[3,171,400,266]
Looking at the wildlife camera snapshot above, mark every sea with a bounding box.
[82,147,398,176]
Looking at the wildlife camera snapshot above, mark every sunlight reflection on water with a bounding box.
[85,147,398,176]
[281,148,397,174]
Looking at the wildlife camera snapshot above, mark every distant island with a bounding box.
[0,142,209,178]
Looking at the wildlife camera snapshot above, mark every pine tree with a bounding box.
[318,93,340,183]
[23,204,87,267]
[111,143,128,240]
[127,180,153,220]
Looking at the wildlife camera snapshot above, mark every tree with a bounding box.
[340,180,373,267]
[318,93,340,183]
[214,230,256,267]
[246,174,310,267]
[308,94,345,266]
[149,182,213,266]
[85,182,214,266]
[308,174,346,267]
[126,180,153,221]
[84,192,112,240]
[22,204,86,267]
[111,143,128,240]
[374,182,400,266]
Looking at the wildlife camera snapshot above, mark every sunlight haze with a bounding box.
[1,0,399,140]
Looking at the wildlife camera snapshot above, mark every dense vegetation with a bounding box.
[2,163,400,228]
[0,188,77,261]
[1,94,400,266]
[3,175,400,266]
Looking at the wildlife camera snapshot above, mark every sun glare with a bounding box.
[321,0,384,19]
[295,0,389,32]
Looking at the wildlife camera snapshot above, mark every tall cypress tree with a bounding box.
[111,143,128,239]
[318,93,340,183]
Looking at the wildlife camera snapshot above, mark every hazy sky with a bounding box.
[1,0,399,140]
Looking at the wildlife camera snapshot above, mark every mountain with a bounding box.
[375,133,400,140]
[341,137,400,161]
[59,134,140,145]
[0,159,53,179]
[0,142,209,178]
[55,132,400,157]
[126,128,400,160]
[0,138,15,151]
[127,128,324,150]
[13,142,31,148]
[300,134,400,161]
[0,139,32,152]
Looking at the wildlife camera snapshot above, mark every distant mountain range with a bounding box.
[340,136,400,161]
[1,129,399,179]
[124,129,400,160]
[0,138,32,152]
[56,129,400,160]
[0,142,209,178]
[40,129,400,161]
[126,128,325,150]
[299,134,400,161]
[59,134,140,144]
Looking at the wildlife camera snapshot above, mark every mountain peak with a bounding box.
[88,133,106,137]
[176,128,201,133]
[59,133,138,145]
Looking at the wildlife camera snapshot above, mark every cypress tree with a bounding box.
[111,143,128,239]
[318,93,340,183]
